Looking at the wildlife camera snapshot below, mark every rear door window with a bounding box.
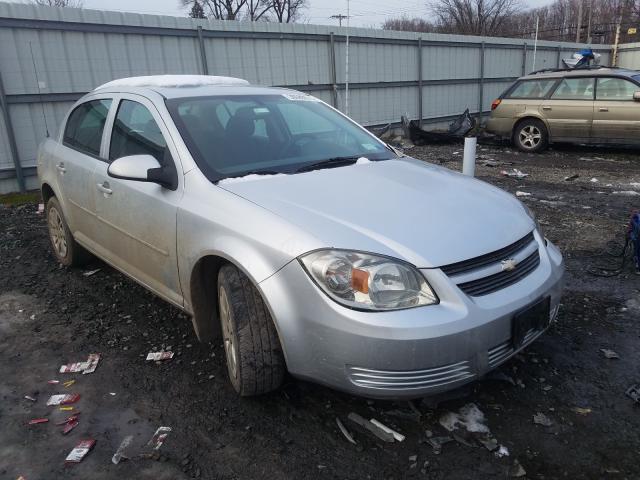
[109,100,168,163]
[596,77,639,100]
[550,78,595,100]
[63,99,112,156]
[507,79,557,99]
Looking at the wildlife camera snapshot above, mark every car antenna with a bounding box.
[29,41,49,138]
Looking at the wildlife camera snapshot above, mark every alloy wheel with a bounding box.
[519,125,542,149]
[48,206,68,259]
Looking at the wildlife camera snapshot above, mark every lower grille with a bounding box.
[487,328,539,368]
[458,250,540,296]
[346,360,475,391]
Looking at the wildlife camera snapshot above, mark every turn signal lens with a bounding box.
[491,99,502,110]
[351,268,369,294]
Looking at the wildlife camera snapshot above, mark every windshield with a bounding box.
[166,94,395,182]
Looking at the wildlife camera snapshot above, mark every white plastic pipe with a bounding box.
[462,137,477,177]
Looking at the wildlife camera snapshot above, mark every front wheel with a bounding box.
[218,265,285,396]
[513,119,548,153]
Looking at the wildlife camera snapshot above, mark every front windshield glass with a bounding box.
[166,94,395,182]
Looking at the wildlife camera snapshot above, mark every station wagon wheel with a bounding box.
[513,119,548,153]
[217,264,285,396]
[45,197,91,267]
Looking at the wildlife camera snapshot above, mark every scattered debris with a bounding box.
[112,435,134,464]
[63,380,75,388]
[403,109,475,145]
[56,413,80,426]
[335,417,357,445]
[47,380,59,385]
[485,371,516,386]
[28,418,49,425]
[59,353,100,374]
[427,436,453,454]
[59,406,74,411]
[500,169,528,179]
[46,393,80,406]
[495,445,510,458]
[82,268,101,277]
[515,191,531,197]
[613,190,640,196]
[24,395,37,402]
[370,418,405,442]
[477,434,499,451]
[600,348,620,359]
[65,439,96,464]
[62,418,79,435]
[625,384,640,404]
[147,426,172,450]
[564,174,579,181]
[571,407,592,415]
[347,412,394,442]
[590,178,599,183]
[509,459,527,477]
[439,403,489,433]
[533,412,553,427]
[37,203,44,214]
[146,351,174,361]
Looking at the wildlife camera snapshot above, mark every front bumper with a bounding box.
[259,233,564,399]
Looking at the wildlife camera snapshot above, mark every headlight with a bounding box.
[299,250,438,311]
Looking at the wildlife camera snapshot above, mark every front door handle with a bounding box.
[96,181,113,196]
[56,162,66,173]
[599,107,609,112]
[542,106,552,111]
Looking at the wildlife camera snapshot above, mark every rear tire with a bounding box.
[217,264,285,396]
[45,197,90,267]
[513,119,548,153]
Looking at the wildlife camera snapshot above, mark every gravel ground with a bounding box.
[1,142,640,480]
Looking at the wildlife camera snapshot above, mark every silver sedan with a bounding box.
[38,76,564,399]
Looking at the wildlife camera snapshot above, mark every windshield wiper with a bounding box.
[294,156,361,173]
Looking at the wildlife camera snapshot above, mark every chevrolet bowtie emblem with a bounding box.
[501,258,518,272]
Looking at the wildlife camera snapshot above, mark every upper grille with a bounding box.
[441,232,535,277]
[457,250,540,296]
[346,360,475,391]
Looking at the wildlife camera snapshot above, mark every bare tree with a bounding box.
[428,0,522,35]
[181,0,306,22]
[31,0,83,6]
[181,0,247,20]
[245,0,272,20]
[189,0,207,18]
[269,0,308,23]
[382,17,437,33]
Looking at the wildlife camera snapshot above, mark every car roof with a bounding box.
[520,67,640,81]
[92,75,301,99]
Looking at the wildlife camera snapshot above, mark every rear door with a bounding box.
[592,76,640,143]
[542,77,595,141]
[56,97,112,243]
[92,94,184,307]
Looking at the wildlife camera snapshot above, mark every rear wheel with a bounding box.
[46,197,90,267]
[218,264,285,396]
[513,119,548,153]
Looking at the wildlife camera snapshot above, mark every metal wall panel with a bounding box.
[618,43,640,69]
[0,1,616,192]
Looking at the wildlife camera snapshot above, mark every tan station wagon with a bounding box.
[486,67,640,152]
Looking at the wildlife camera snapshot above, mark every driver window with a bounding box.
[109,100,167,162]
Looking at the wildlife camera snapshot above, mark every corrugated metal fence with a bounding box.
[0,2,613,193]
[618,42,640,70]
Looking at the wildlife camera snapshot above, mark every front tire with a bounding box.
[513,119,548,153]
[218,265,285,396]
[46,197,90,267]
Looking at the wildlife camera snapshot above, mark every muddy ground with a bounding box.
[1,142,640,480]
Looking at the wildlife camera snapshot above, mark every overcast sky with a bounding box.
[7,0,554,27]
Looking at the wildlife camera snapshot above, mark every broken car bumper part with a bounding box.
[260,231,564,399]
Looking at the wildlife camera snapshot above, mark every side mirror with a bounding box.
[634,91,640,102]
[108,154,178,190]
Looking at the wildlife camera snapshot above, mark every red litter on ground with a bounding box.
[62,419,79,435]
[28,418,49,425]
[46,394,80,406]
[59,353,100,374]
[146,351,174,361]
[65,439,96,463]
[47,380,60,384]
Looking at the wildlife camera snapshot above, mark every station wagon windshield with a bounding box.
[166,94,396,182]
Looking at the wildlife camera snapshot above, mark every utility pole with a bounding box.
[586,0,593,43]
[330,14,349,26]
[576,0,583,43]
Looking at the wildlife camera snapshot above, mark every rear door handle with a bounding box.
[599,107,609,112]
[56,162,66,173]
[96,181,113,196]
[542,106,552,111]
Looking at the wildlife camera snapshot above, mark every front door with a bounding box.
[92,95,184,307]
[592,76,640,143]
[55,98,112,243]
[541,77,595,141]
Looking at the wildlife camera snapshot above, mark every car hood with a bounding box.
[218,157,535,268]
